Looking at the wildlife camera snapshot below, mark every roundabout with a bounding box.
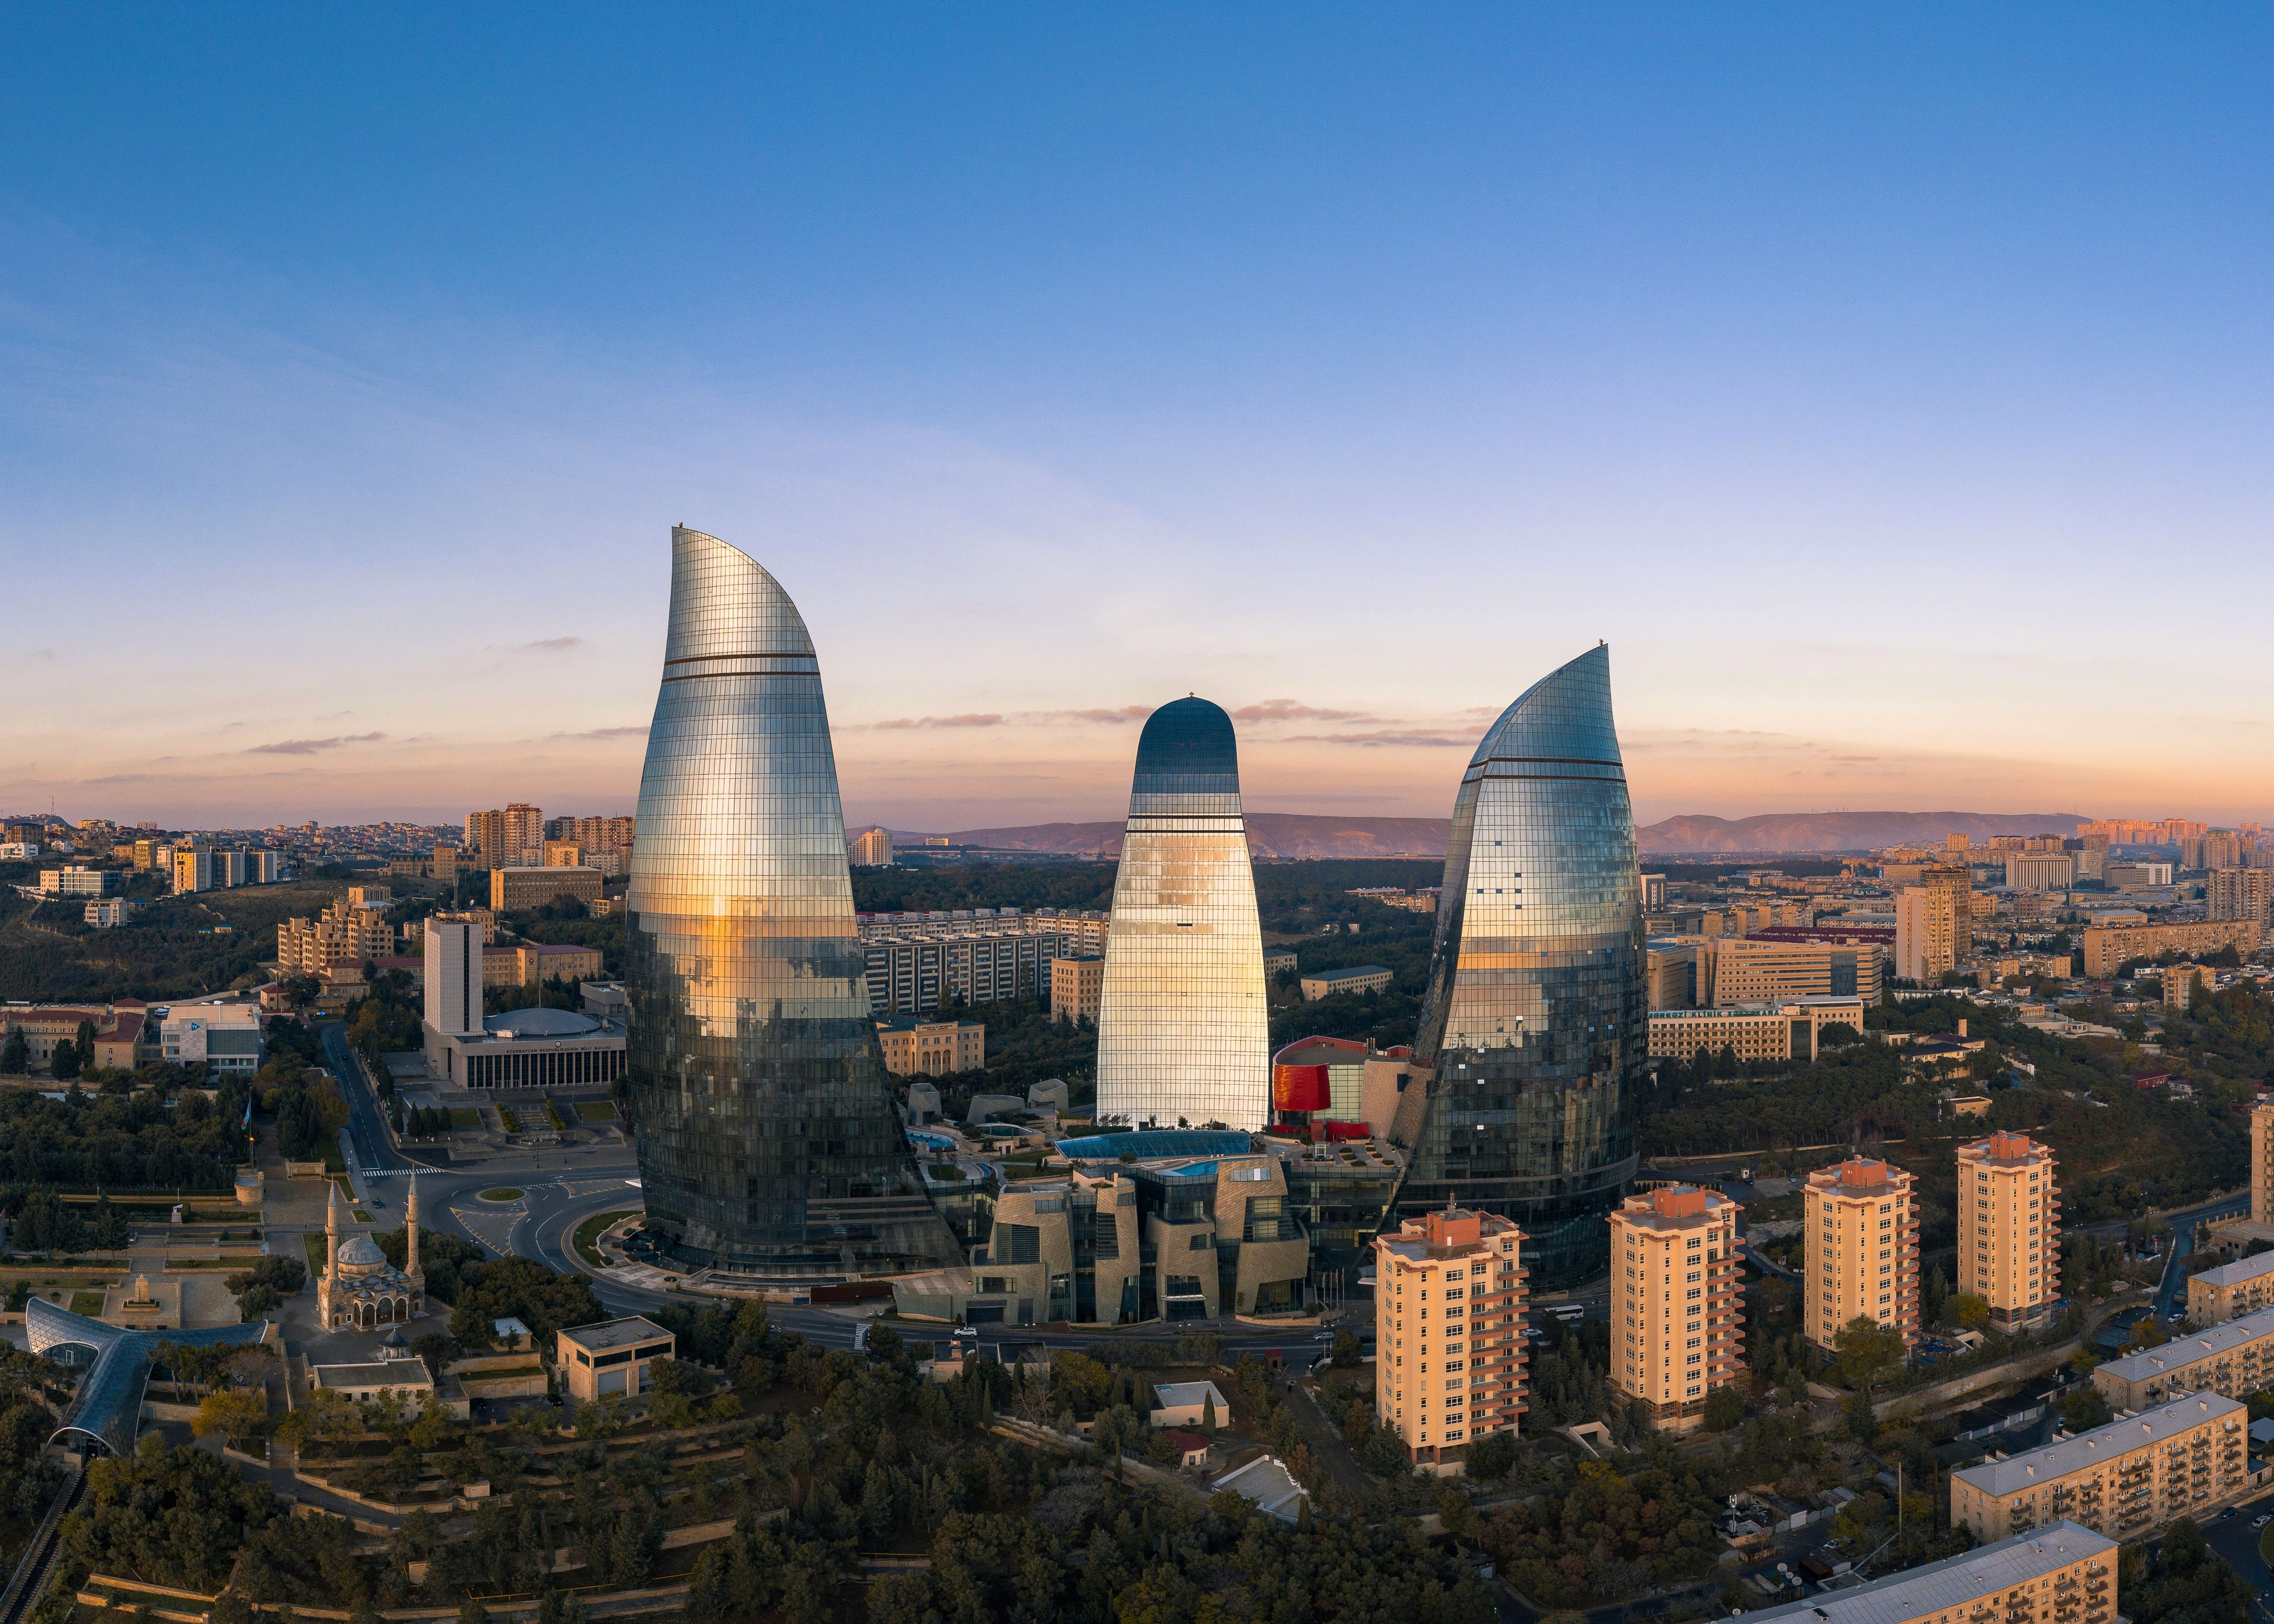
[476,1187,526,1202]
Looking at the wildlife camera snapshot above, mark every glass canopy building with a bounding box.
[1094,697,1271,1131]
[1397,644,1645,1287]
[624,527,962,1280]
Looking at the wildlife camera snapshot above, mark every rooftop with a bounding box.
[482,1006,602,1038]
[1953,1394,2242,1497]
[557,1314,672,1353]
[1056,1129,1255,1162]
[2190,1250,2274,1291]
[1302,964,1391,980]
[2098,1304,2274,1382]
[313,1361,435,1390]
[1742,1522,2114,1624]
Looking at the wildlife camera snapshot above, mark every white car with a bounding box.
[2252,1514,2270,1529]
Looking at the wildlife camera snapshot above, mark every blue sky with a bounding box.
[6,8,2272,830]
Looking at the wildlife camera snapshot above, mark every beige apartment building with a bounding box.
[2081,919,2261,978]
[1050,955,1105,1025]
[1374,1207,1527,1468]
[1744,1524,2114,1624]
[1607,1186,1744,1431]
[278,892,396,976]
[1950,1394,2248,1544]
[466,804,545,866]
[1648,998,1867,1066]
[2092,1304,2274,1412]
[848,826,894,867]
[1896,869,1970,983]
[875,1016,985,1076]
[557,1315,674,1402]
[2187,1250,2274,1325]
[2255,1102,2274,1228]
[489,865,603,912]
[1707,937,1883,1005]
[1804,1158,1920,1353]
[2162,965,2214,1012]
[1956,1132,2060,1330]
[2207,866,2273,924]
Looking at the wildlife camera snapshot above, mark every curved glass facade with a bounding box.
[1094,697,1271,1131]
[625,527,962,1280]
[1399,645,1643,1287]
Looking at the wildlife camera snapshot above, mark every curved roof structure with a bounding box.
[1399,643,1644,1287]
[1464,642,1624,776]
[1130,697,1240,799]
[625,526,962,1280]
[484,1006,600,1038]
[26,1297,271,1456]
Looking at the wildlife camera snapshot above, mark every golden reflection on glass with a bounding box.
[625,527,962,1279]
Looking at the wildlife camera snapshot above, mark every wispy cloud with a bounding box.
[552,725,648,741]
[1230,699,1375,724]
[246,732,387,756]
[1285,729,1474,748]
[873,713,1006,730]
[1039,706,1153,725]
[489,636,585,654]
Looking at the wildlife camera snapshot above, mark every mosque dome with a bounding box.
[336,1235,388,1273]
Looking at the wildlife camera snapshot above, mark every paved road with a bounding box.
[2203,1493,2274,1620]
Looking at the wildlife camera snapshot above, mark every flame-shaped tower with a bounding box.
[1094,696,1270,1130]
[1396,644,1644,1286]
[624,526,962,1279]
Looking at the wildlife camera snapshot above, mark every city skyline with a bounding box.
[10,11,2274,829]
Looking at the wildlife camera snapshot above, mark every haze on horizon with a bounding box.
[6,9,2273,834]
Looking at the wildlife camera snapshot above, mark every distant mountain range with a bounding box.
[884,808,2094,860]
[1634,810,2090,855]
[890,813,1453,860]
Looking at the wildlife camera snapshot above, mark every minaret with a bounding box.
[324,1180,341,1284]
[405,1173,424,1287]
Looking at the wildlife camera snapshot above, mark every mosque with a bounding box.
[317,1176,426,1330]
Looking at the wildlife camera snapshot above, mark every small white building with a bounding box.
[1149,1380,1230,1430]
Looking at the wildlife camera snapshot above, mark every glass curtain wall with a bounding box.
[1094,697,1271,1130]
[625,527,962,1279]
[1400,645,1644,1286]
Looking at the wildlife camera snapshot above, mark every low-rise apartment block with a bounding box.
[1950,1394,2248,1543]
[159,1003,265,1074]
[2081,919,2261,978]
[1608,1186,1744,1432]
[2092,1304,2274,1411]
[1647,998,1866,1066]
[2187,1250,2274,1324]
[1299,964,1394,1000]
[40,865,119,897]
[1957,1131,2061,1329]
[1742,1524,2114,1624]
[1804,1157,1920,1353]
[489,865,603,912]
[856,907,1108,1015]
[1374,1206,1528,1468]
[1706,936,1883,1005]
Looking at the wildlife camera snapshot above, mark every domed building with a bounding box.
[317,1177,426,1330]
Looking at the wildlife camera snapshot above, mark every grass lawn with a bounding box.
[69,1291,106,1316]
[303,1233,330,1277]
[575,1101,617,1122]
[545,1101,568,1130]
[2261,1520,2274,1568]
[479,1187,525,1202]
[500,1108,521,1132]
[450,1108,482,1129]
[573,1209,640,1269]
[353,1210,373,1223]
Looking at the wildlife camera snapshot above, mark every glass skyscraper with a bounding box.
[1397,644,1644,1287]
[1094,697,1271,1131]
[624,527,962,1280]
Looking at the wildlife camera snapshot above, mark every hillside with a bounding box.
[1637,810,2091,855]
[893,813,1453,860]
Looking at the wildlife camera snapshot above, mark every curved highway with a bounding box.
[317,1023,1351,1357]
